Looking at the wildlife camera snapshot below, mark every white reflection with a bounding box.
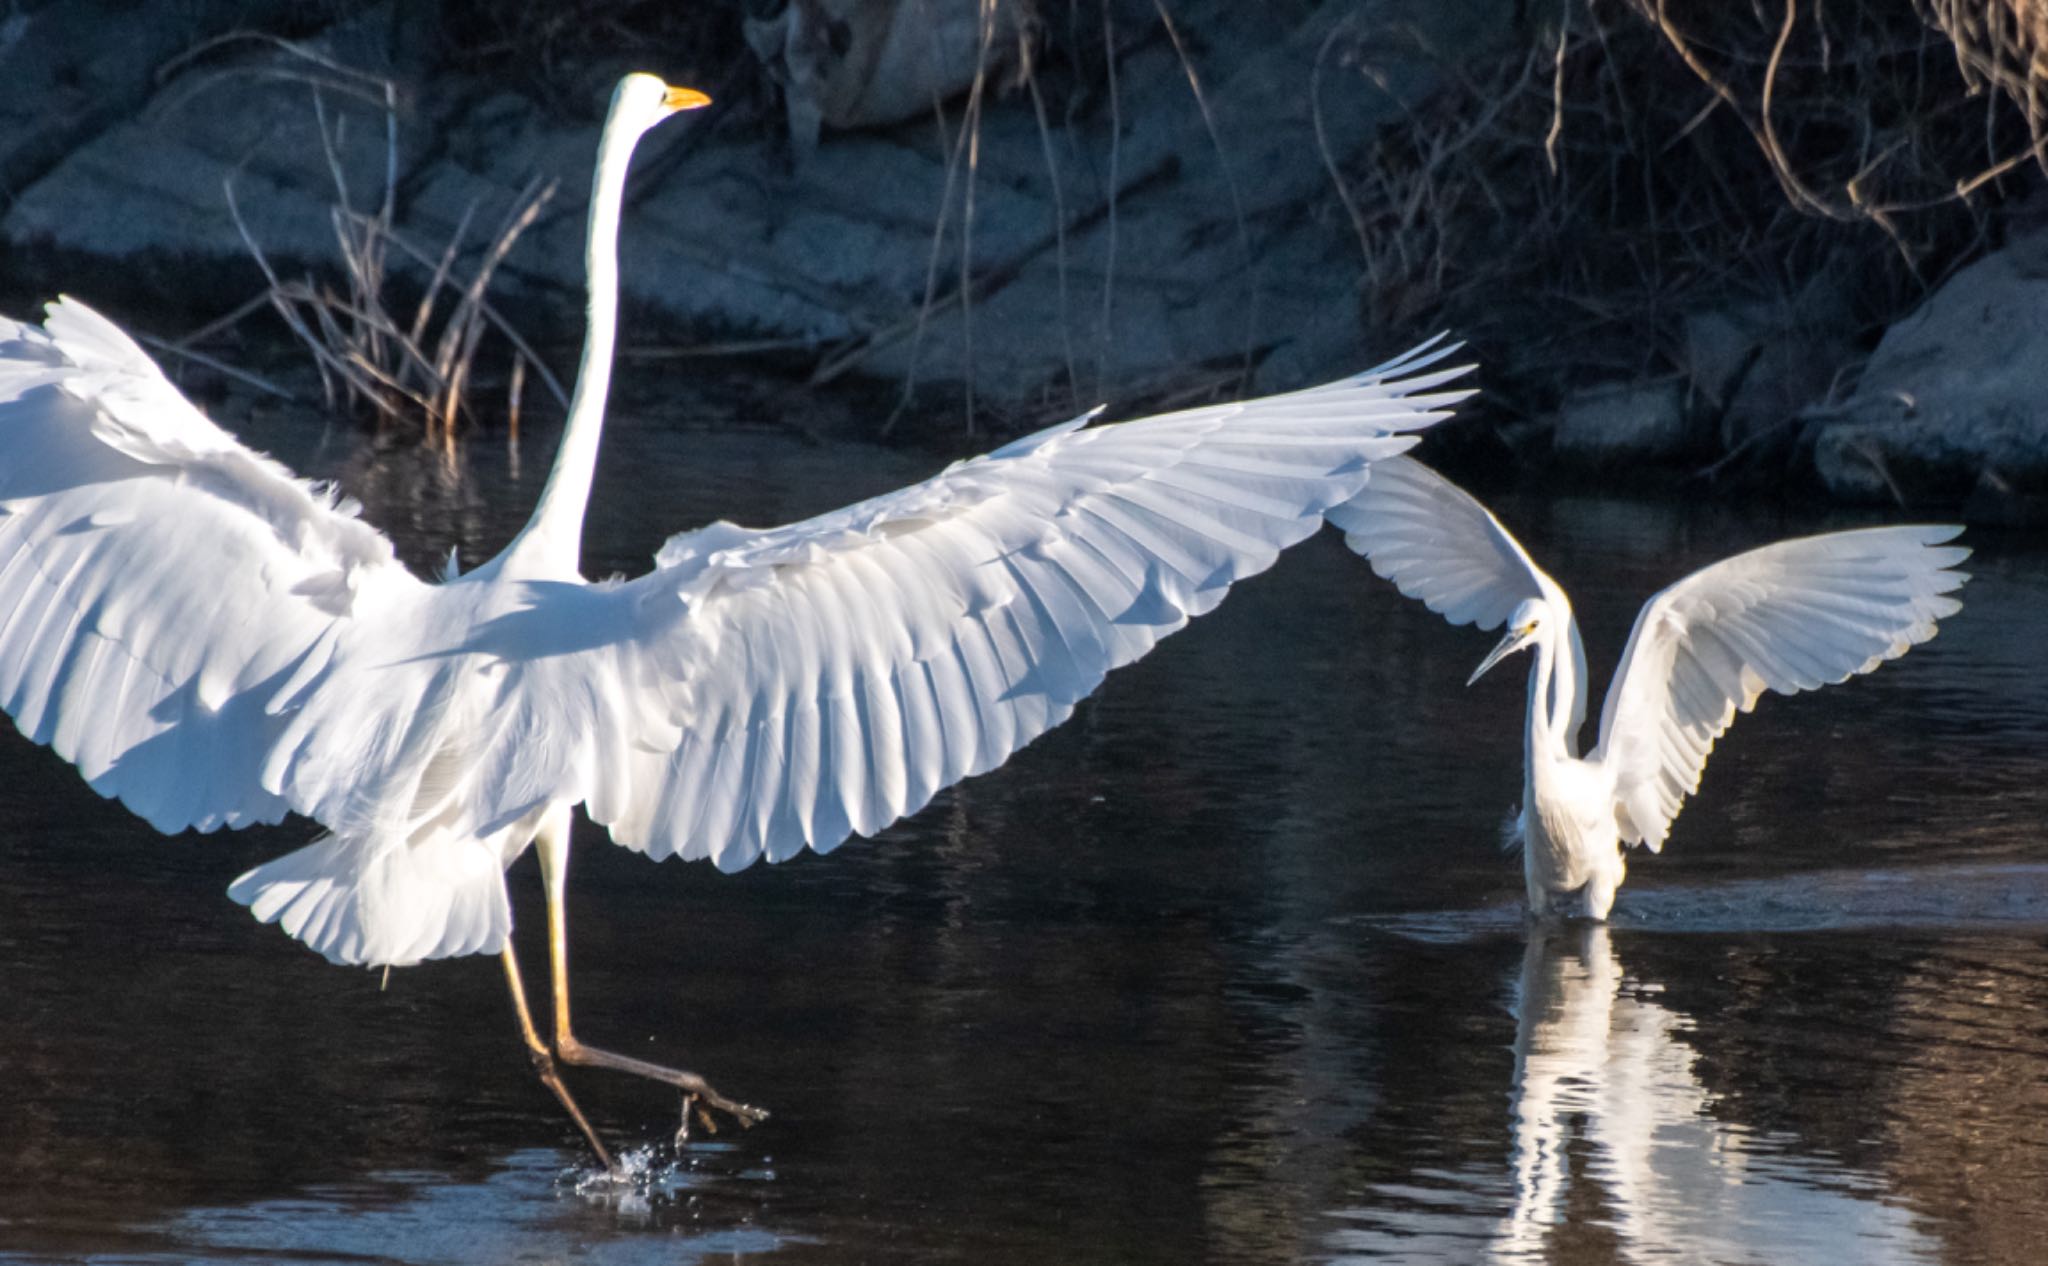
[1493,925,1931,1264]
[1322,925,1940,1262]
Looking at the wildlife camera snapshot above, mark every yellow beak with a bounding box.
[663,85,713,112]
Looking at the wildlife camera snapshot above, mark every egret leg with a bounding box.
[1583,865,1623,922]
[535,807,768,1131]
[500,944,617,1174]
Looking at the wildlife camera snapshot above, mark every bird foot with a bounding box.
[555,1034,769,1133]
[675,1092,712,1147]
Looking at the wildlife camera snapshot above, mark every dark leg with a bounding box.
[536,807,768,1132]
[500,944,617,1174]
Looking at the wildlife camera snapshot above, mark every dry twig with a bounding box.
[1318,0,2022,459]
[217,50,567,452]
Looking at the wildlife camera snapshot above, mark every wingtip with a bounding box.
[44,293,98,324]
[1915,525,1971,584]
[1361,333,1474,386]
[38,294,139,366]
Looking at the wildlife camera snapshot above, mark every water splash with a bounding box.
[558,1139,779,1222]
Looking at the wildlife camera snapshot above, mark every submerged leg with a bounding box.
[1581,854,1625,922]
[535,806,768,1131]
[500,944,616,1173]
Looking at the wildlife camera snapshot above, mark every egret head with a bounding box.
[1469,597,1548,685]
[611,73,712,137]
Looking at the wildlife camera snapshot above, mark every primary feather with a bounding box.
[0,294,1471,964]
[0,302,417,834]
[1594,525,1968,851]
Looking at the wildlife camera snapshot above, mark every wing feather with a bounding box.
[1594,526,1969,850]
[0,302,1470,916]
[0,299,426,833]
[1326,454,1592,751]
[530,340,1475,871]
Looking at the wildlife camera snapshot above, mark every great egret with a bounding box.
[1327,456,1968,919]
[0,73,1471,1169]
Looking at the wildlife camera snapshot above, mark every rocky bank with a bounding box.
[0,0,2043,515]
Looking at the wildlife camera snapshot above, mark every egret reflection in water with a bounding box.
[1314,922,1946,1263]
[2,434,2045,1260]
[1496,924,1933,1263]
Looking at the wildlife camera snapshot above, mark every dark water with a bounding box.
[3,407,2046,1264]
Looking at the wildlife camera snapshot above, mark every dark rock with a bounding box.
[1552,380,1691,463]
[0,0,1522,427]
[1683,275,1858,454]
[744,0,1006,156]
[0,0,317,216]
[1813,228,2048,503]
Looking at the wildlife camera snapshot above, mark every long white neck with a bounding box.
[496,103,644,579]
[1544,614,1580,752]
[1524,628,1558,774]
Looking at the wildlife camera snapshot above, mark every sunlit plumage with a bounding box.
[0,73,1471,1168]
[1328,455,1968,919]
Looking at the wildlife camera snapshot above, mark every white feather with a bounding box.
[1329,456,1967,915]
[0,288,1472,962]
[1595,525,1969,850]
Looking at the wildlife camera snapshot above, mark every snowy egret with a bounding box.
[1328,456,1967,919]
[0,74,1472,1168]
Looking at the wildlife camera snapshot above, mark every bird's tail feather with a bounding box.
[228,829,510,968]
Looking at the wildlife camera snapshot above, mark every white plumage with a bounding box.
[1329,454,1968,918]
[1,312,1467,955]
[0,73,1469,1166]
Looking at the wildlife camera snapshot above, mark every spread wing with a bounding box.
[0,298,426,833]
[1593,526,1969,851]
[1326,454,1591,751]
[0,300,1471,889]
[531,340,1477,871]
